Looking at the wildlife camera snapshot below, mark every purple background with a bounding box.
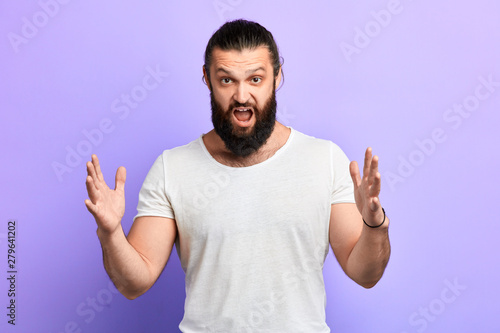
[1,0,499,332]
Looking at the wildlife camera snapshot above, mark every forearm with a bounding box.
[97,225,155,299]
[345,218,390,288]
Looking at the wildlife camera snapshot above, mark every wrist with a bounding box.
[363,207,387,229]
[96,224,124,242]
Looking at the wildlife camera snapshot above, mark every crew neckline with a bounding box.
[198,127,296,170]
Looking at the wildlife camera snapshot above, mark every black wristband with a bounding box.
[363,208,386,228]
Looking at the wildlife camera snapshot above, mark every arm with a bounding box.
[329,148,390,288]
[85,154,177,299]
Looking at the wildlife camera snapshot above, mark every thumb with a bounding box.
[115,166,126,192]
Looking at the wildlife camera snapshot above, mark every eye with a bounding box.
[221,78,232,84]
[251,77,262,84]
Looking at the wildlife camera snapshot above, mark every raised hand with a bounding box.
[349,147,386,227]
[84,154,126,235]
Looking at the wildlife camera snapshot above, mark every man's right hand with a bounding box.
[85,154,126,236]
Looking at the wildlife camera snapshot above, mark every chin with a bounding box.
[232,124,254,136]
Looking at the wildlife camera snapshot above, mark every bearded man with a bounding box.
[85,19,391,332]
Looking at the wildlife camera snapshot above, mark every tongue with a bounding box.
[234,110,252,122]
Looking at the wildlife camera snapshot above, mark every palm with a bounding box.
[85,154,126,234]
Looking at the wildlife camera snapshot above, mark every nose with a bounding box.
[234,83,250,104]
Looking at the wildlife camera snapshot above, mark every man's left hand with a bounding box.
[349,147,386,227]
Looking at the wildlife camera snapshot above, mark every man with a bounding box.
[85,19,390,332]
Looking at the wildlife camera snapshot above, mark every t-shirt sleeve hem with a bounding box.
[133,212,175,223]
[330,198,356,205]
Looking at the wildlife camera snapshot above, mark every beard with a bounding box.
[210,87,277,157]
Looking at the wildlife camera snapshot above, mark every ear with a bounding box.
[203,65,212,91]
[274,65,282,90]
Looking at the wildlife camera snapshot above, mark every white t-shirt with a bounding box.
[134,128,355,332]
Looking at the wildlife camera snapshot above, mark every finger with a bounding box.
[363,147,372,178]
[86,175,99,203]
[84,198,97,216]
[349,161,361,188]
[368,155,379,185]
[86,160,97,179]
[92,154,104,182]
[369,172,381,198]
[115,166,126,192]
[87,162,101,190]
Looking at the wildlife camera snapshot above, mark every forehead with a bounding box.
[210,46,273,73]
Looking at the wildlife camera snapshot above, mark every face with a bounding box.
[205,46,280,157]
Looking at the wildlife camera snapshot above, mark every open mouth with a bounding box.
[233,107,254,127]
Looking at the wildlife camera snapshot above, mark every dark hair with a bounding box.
[203,19,284,88]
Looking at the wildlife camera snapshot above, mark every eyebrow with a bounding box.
[215,67,266,76]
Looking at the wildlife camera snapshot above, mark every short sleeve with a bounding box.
[330,143,356,204]
[133,153,175,222]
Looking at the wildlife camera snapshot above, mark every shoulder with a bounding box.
[159,136,205,162]
[290,128,347,157]
[142,136,204,175]
[150,136,216,177]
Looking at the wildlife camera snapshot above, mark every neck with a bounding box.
[203,121,291,167]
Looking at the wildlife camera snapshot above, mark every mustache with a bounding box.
[230,102,254,109]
